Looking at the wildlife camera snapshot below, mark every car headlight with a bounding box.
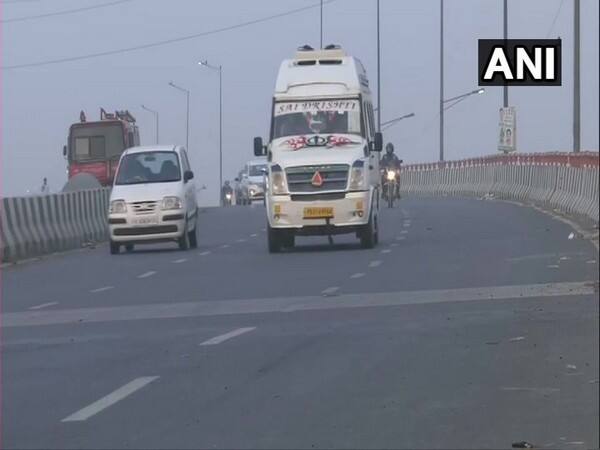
[109,199,127,214]
[348,160,366,191]
[161,196,183,210]
[270,164,287,195]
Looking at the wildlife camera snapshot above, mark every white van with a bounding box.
[108,145,198,254]
[254,45,382,253]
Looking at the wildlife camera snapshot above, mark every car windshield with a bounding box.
[115,151,181,185]
[248,164,266,176]
[272,99,362,139]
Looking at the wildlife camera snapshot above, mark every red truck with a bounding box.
[63,108,140,187]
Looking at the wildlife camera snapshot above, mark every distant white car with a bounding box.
[108,145,198,253]
[240,159,267,202]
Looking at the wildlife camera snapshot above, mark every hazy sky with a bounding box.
[2,0,598,203]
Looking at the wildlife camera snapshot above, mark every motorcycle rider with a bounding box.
[221,180,234,205]
[380,143,402,199]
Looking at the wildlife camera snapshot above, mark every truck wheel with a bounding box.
[360,212,377,249]
[282,232,295,249]
[110,241,120,255]
[267,225,282,253]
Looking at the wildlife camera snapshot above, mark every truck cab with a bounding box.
[254,45,383,253]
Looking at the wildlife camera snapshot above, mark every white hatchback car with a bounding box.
[108,145,198,254]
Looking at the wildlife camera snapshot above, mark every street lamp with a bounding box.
[443,88,485,111]
[198,60,223,205]
[381,112,415,131]
[440,88,485,161]
[168,81,190,150]
[141,104,159,144]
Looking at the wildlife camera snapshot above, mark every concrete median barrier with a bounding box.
[400,152,599,224]
[0,188,110,263]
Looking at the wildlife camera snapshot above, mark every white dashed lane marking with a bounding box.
[199,327,256,346]
[236,238,247,243]
[172,258,187,264]
[28,302,58,311]
[350,273,365,279]
[250,233,258,238]
[220,244,230,249]
[396,236,406,241]
[381,249,392,254]
[321,286,340,296]
[199,251,211,256]
[587,260,597,264]
[400,230,409,234]
[548,265,560,269]
[61,376,160,422]
[369,260,382,268]
[137,271,156,279]
[90,286,114,294]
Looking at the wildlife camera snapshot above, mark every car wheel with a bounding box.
[267,225,282,253]
[125,244,134,252]
[110,241,120,255]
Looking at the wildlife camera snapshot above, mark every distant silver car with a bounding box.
[240,159,267,203]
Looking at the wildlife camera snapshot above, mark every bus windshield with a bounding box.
[69,123,125,162]
[272,99,362,139]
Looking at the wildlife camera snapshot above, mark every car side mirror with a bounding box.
[254,137,265,156]
[63,145,67,157]
[234,177,239,182]
[184,170,194,182]
[370,132,383,152]
[399,159,404,164]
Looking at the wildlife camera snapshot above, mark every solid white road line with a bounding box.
[199,327,256,346]
[61,376,159,422]
[90,286,114,294]
[369,260,382,268]
[321,286,340,296]
[28,302,58,311]
[172,258,187,264]
[137,271,157,279]
[199,251,211,256]
[350,272,366,279]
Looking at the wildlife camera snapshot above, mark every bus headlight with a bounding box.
[348,160,365,191]
[270,164,287,195]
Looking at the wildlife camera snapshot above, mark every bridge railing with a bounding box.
[0,188,110,262]
[399,151,599,224]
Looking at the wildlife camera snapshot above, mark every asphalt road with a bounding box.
[2,197,598,449]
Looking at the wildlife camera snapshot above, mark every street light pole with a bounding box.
[381,112,416,130]
[503,0,508,108]
[376,0,381,132]
[168,81,190,150]
[141,104,159,144]
[573,0,580,152]
[198,60,224,205]
[320,0,323,49]
[439,0,444,161]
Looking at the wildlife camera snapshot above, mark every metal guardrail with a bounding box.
[399,152,599,224]
[0,188,110,262]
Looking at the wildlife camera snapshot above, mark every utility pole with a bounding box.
[503,0,508,108]
[573,0,580,152]
[439,0,444,161]
[320,0,323,49]
[376,0,381,132]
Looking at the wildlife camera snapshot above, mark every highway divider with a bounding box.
[1,188,110,262]
[399,152,599,224]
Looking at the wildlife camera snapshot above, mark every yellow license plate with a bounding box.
[303,207,334,219]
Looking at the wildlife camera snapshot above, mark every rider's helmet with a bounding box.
[385,142,395,155]
[224,180,230,187]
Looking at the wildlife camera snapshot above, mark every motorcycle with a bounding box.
[382,168,400,208]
